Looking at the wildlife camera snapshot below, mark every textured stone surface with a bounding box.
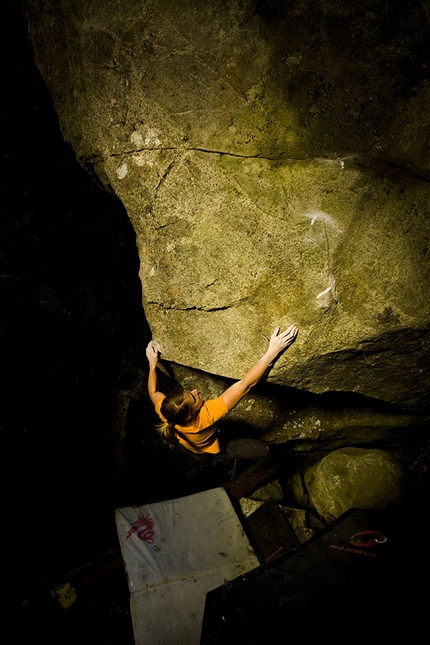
[304,447,406,521]
[250,478,284,503]
[279,506,325,544]
[21,0,430,411]
[238,498,264,519]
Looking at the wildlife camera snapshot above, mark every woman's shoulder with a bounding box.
[155,394,166,415]
[201,395,229,419]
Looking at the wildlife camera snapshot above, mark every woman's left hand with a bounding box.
[266,324,299,362]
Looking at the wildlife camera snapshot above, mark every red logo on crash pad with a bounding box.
[349,530,387,548]
[126,513,156,543]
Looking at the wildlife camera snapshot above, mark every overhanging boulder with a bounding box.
[21,0,430,411]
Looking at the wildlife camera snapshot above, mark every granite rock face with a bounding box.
[21,0,430,412]
[304,447,406,521]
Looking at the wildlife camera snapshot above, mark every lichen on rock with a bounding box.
[304,447,407,522]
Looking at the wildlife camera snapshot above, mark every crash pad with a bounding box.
[115,487,259,645]
[200,507,419,642]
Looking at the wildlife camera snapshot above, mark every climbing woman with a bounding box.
[146,323,299,467]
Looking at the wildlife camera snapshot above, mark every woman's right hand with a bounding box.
[146,340,159,366]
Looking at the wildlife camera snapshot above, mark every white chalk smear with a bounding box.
[316,273,338,304]
[130,131,143,147]
[117,163,128,179]
[302,210,343,233]
[316,286,332,299]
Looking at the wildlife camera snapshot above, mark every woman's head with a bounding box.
[160,387,203,426]
[157,387,203,450]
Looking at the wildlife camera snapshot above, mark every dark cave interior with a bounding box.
[2,4,150,642]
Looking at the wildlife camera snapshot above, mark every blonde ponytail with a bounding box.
[156,420,179,451]
[156,387,193,450]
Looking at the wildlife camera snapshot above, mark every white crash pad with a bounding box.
[115,487,259,645]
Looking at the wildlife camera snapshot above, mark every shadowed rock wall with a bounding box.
[21,0,430,414]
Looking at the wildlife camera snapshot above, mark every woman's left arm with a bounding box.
[146,341,165,406]
[221,324,299,412]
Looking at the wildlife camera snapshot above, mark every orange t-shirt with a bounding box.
[155,395,228,454]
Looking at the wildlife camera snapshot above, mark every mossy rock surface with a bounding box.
[304,447,406,521]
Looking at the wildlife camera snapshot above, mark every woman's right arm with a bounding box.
[221,324,299,412]
[146,341,165,406]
